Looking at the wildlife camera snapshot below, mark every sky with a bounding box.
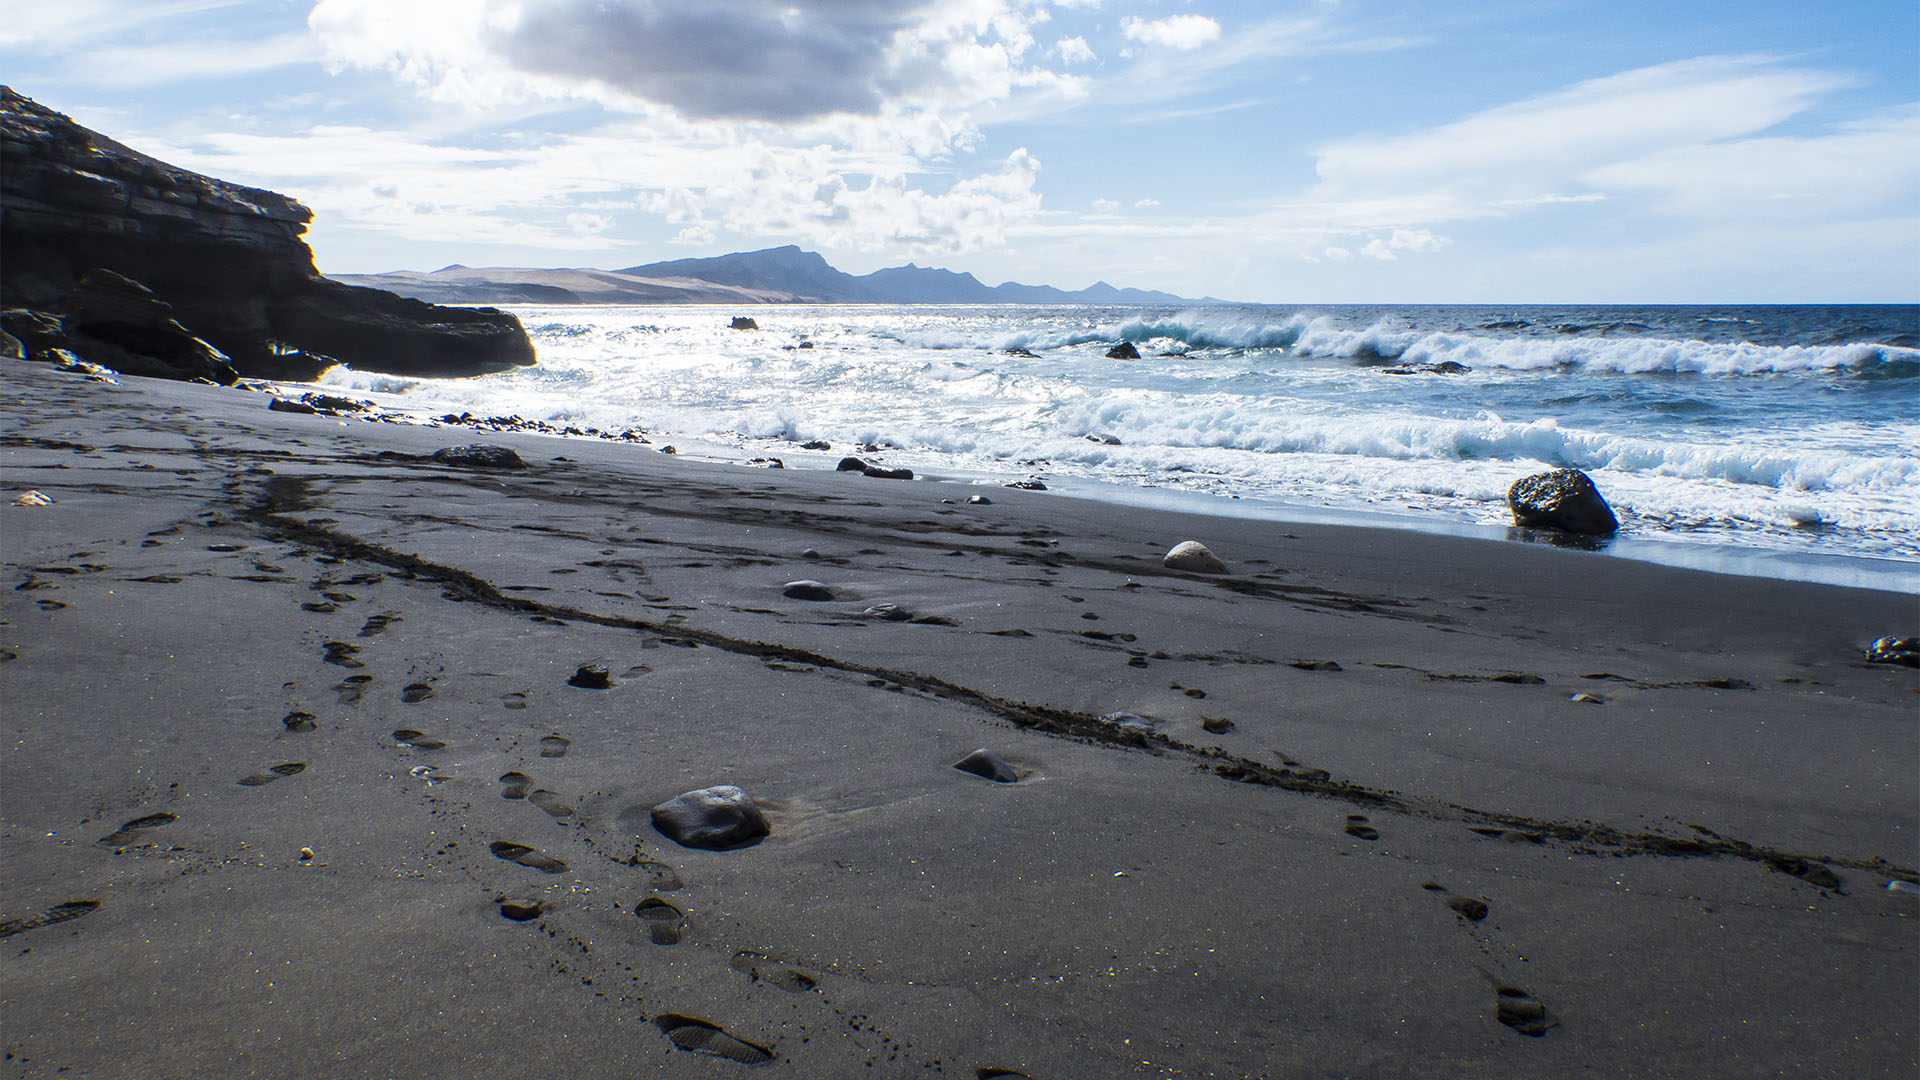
[4,0,1917,302]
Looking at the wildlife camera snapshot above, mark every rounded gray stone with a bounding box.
[651,785,770,850]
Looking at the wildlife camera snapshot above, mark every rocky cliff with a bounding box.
[0,87,536,382]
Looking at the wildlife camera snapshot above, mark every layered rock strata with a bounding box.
[1,86,535,382]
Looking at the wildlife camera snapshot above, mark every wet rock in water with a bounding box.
[1864,636,1919,667]
[651,785,770,850]
[1507,468,1618,535]
[783,580,834,601]
[1163,540,1228,574]
[1006,479,1047,491]
[1085,432,1122,445]
[431,443,525,469]
[1004,346,1038,358]
[568,663,614,689]
[801,440,831,450]
[1105,341,1140,359]
[953,748,1017,783]
[863,466,914,480]
[729,316,759,330]
[835,456,869,472]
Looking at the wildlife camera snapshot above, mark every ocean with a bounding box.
[310,303,1920,591]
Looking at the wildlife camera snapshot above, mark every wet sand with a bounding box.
[2,358,1915,1078]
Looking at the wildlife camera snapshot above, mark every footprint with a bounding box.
[1344,814,1379,841]
[1767,856,1842,892]
[729,950,816,992]
[98,812,176,846]
[538,734,571,758]
[489,840,568,874]
[528,789,575,820]
[1421,882,1489,921]
[281,710,318,733]
[322,641,363,668]
[238,762,307,787]
[498,898,543,922]
[635,897,685,944]
[1494,985,1558,1037]
[653,1014,774,1065]
[502,692,529,710]
[499,771,532,800]
[0,899,102,939]
[358,613,401,637]
[392,729,447,750]
[400,682,435,703]
[632,857,685,891]
[335,674,373,703]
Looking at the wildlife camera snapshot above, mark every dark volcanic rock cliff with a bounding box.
[0,87,535,382]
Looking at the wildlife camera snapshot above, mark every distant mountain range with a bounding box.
[328,245,1210,306]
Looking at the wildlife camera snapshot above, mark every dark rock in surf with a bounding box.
[863,466,914,480]
[1105,341,1140,359]
[953,748,1017,783]
[1006,479,1047,490]
[835,456,868,472]
[268,396,319,415]
[431,444,525,469]
[651,785,770,850]
[1507,468,1618,536]
[729,316,759,330]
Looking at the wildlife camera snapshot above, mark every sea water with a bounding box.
[313,303,1920,591]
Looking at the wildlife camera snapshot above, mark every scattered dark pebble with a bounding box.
[568,663,613,689]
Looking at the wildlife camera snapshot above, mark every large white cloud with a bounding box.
[297,0,1073,257]
[1119,14,1221,51]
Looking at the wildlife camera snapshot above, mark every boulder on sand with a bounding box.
[1507,468,1618,536]
[651,785,770,850]
[1163,540,1228,574]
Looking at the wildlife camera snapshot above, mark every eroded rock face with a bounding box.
[1,86,535,382]
[1507,468,1619,536]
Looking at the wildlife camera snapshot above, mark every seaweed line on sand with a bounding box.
[239,474,1915,881]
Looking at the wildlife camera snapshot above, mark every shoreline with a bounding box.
[3,358,1915,1078]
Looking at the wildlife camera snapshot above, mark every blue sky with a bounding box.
[5,1,1916,301]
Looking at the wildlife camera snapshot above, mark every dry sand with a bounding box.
[2,359,1915,1078]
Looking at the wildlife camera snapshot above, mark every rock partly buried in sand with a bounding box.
[835,456,868,472]
[1508,468,1618,535]
[729,316,758,330]
[431,444,525,469]
[953,748,1017,783]
[783,580,834,601]
[568,663,614,689]
[966,494,993,505]
[1163,540,1228,574]
[1105,341,1140,359]
[11,490,54,506]
[1864,636,1919,667]
[863,466,914,480]
[651,785,770,850]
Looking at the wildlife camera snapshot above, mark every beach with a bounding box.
[2,357,1915,1078]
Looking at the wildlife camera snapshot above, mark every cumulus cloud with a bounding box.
[1056,35,1096,64]
[300,0,1073,257]
[1120,14,1221,51]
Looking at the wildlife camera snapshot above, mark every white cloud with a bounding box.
[295,0,1072,258]
[1056,35,1096,65]
[1090,197,1121,212]
[61,31,321,86]
[1323,246,1353,261]
[1133,197,1159,208]
[1120,14,1222,51]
